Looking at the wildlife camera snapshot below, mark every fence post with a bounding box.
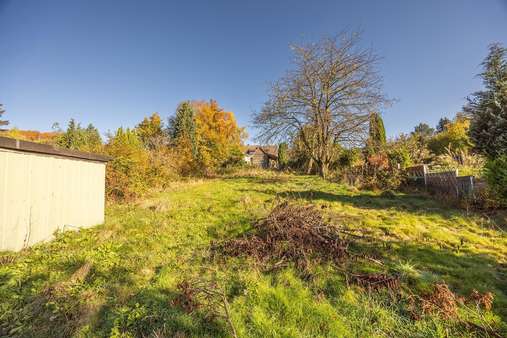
[454,169,459,199]
[423,164,428,190]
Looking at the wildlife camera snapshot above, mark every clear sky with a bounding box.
[1,0,506,140]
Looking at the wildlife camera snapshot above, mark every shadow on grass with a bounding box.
[92,281,228,337]
[238,187,463,219]
[221,175,290,185]
[379,241,507,321]
[0,262,229,338]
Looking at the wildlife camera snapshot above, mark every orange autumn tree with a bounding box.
[192,100,245,174]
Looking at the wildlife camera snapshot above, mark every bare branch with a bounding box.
[253,32,390,177]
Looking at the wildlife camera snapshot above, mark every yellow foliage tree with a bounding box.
[192,100,245,174]
[135,113,166,149]
[428,114,473,155]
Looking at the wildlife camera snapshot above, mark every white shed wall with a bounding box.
[0,148,106,251]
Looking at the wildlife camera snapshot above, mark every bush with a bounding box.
[105,128,151,201]
[277,142,289,170]
[362,166,404,191]
[484,155,507,206]
[387,145,412,169]
[337,148,362,169]
[105,127,178,201]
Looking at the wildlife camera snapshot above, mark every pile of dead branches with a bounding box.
[217,202,349,268]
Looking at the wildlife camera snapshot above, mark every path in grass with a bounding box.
[1,172,506,337]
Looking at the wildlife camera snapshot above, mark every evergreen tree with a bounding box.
[367,112,386,152]
[436,117,451,133]
[57,119,102,152]
[465,43,507,158]
[83,123,103,152]
[0,104,8,126]
[412,123,435,139]
[57,119,79,149]
[169,101,197,156]
[277,142,289,170]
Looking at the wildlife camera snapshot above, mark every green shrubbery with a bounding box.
[484,156,507,206]
[56,119,103,153]
[277,142,289,170]
[104,128,152,201]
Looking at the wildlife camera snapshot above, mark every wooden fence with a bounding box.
[405,164,480,200]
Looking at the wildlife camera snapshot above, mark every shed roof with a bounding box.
[0,136,111,162]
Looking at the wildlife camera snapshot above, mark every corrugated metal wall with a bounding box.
[0,148,106,251]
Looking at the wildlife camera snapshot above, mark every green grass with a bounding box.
[1,171,506,337]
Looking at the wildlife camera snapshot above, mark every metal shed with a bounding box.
[0,136,110,251]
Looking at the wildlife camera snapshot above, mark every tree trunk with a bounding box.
[318,162,328,179]
[306,157,314,174]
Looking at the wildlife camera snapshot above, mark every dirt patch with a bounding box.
[217,202,349,268]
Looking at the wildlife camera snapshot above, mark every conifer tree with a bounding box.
[367,112,386,152]
[169,101,197,156]
[436,117,451,133]
[57,119,102,152]
[465,43,507,158]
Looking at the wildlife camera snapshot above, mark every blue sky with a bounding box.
[1,0,506,140]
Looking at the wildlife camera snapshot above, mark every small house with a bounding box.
[244,145,278,168]
[0,136,110,251]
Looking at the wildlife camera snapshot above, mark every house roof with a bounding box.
[0,136,111,163]
[244,145,278,158]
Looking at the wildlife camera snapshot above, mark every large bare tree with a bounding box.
[253,33,389,178]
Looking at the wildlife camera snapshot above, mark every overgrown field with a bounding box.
[1,171,507,337]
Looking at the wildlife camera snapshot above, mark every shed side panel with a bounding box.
[0,149,106,251]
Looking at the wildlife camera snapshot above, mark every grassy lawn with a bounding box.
[1,171,506,337]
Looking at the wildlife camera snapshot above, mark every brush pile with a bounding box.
[219,202,349,267]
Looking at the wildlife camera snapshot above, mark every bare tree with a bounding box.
[253,33,389,178]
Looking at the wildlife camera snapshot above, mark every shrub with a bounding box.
[427,115,472,156]
[362,166,404,191]
[483,155,507,206]
[337,148,362,168]
[387,145,412,169]
[105,128,150,201]
[277,142,289,170]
